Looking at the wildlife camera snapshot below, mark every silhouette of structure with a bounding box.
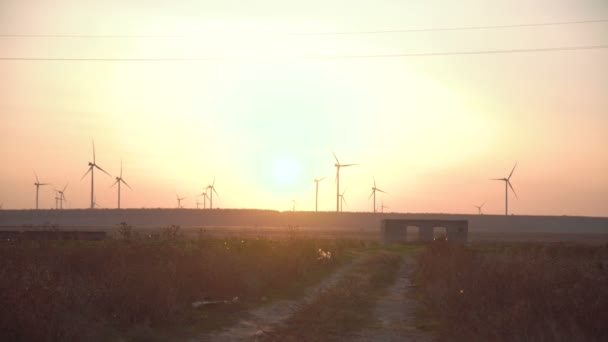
[369,177,387,213]
[176,194,186,208]
[381,219,468,244]
[81,141,111,209]
[313,176,327,212]
[339,187,347,212]
[333,152,358,212]
[56,183,68,210]
[112,160,132,209]
[33,170,49,209]
[474,201,486,215]
[206,178,220,209]
[491,163,518,216]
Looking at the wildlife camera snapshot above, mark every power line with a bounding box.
[0,45,606,62]
[1,19,607,38]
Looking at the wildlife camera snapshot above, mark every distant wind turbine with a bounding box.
[206,178,220,209]
[292,199,297,212]
[313,176,327,212]
[380,200,389,213]
[112,160,132,209]
[176,194,187,208]
[491,163,518,216]
[339,187,348,212]
[196,197,203,209]
[56,183,68,209]
[473,201,486,215]
[369,177,388,213]
[81,141,111,209]
[333,152,358,212]
[33,170,49,210]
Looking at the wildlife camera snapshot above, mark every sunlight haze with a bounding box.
[0,0,606,216]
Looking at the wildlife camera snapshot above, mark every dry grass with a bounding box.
[263,251,402,341]
[0,234,356,340]
[415,242,608,341]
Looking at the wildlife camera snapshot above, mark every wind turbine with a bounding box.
[473,201,486,215]
[369,177,388,213]
[81,141,111,209]
[206,178,220,209]
[56,183,68,210]
[339,187,348,212]
[380,200,389,213]
[292,199,297,212]
[112,160,132,209]
[333,152,358,212]
[491,163,518,216]
[313,176,327,212]
[33,170,49,209]
[196,197,203,209]
[176,194,187,208]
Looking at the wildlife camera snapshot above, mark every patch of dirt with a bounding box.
[196,256,363,341]
[355,256,435,342]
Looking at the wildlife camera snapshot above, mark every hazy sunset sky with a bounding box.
[0,1,607,216]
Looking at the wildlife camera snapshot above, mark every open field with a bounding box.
[415,242,608,341]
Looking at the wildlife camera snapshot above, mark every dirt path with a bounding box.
[196,256,363,342]
[355,256,435,342]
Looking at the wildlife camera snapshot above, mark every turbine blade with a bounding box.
[213,187,220,199]
[481,201,486,207]
[95,165,112,177]
[332,151,339,164]
[81,166,92,180]
[508,181,518,199]
[341,163,358,167]
[508,162,518,180]
[490,178,504,181]
[120,159,123,178]
[121,179,133,190]
[376,188,387,194]
[92,139,96,164]
[111,179,119,188]
[212,177,216,187]
[33,169,40,183]
[62,183,68,192]
[319,176,327,181]
[373,176,376,188]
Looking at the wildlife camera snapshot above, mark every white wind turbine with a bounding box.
[333,152,358,212]
[380,200,389,213]
[55,183,68,210]
[176,194,187,208]
[339,187,348,212]
[33,170,49,209]
[81,141,111,209]
[313,176,327,212]
[369,177,388,213]
[473,201,486,215]
[491,163,518,216]
[112,160,132,209]
[206,178,220,209]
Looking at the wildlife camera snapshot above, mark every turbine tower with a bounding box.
[339,188,348,212]
[491,163,518,216]
[369,177,387,213]
[112,160,132,209]
[292,199,296,212]
[199,188,210,209]
[81,141,111,209]
[206,178,220,209]
[33,170,49,209]
[333,152,358,212]
[380,200,389,213]
[176,194,186,208]
[56,183,68,210]
[473,201,486,215]
[313,176,327,212]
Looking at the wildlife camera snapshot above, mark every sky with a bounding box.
[0,0,607,216]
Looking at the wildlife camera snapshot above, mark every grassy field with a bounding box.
[0,230,360,340]
[415,241,608,341]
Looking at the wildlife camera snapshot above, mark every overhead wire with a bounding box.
[0,45,606,62]
[0,19,606,38]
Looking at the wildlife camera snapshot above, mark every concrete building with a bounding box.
[381,219,468,244]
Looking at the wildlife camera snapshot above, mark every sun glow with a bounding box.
[272,159,298,184]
